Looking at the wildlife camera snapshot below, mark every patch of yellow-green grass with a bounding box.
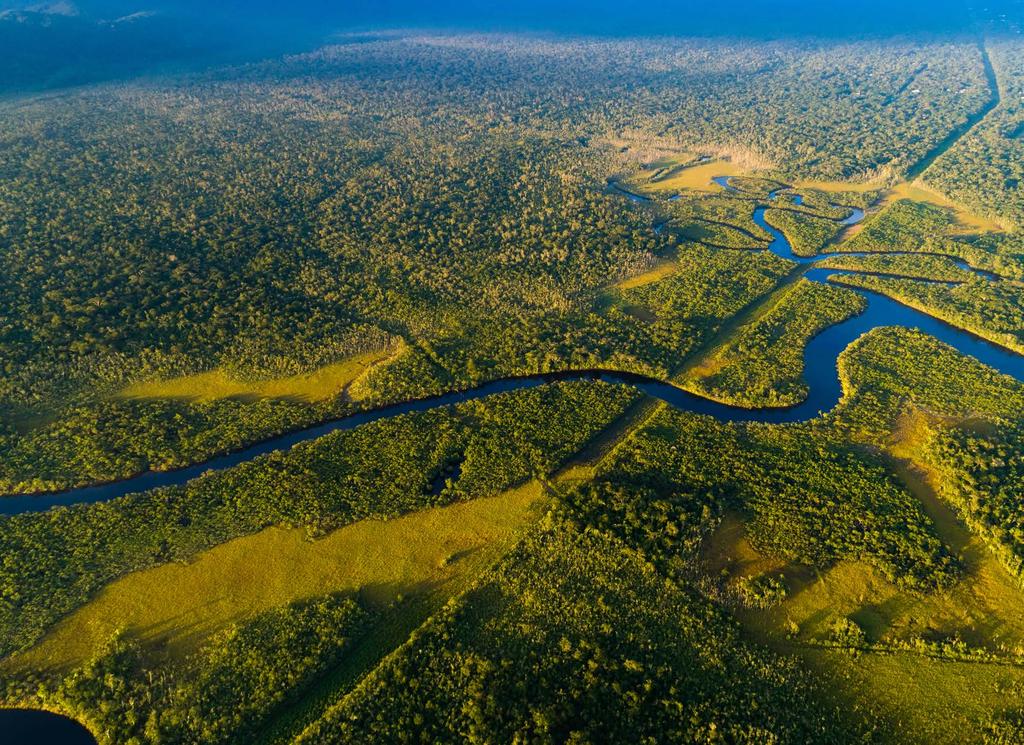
[753,178,1001,233]
[797,647,1024,744]
[700,512,789,580]
[118,347,399,404]
[719,408,1024,655]
[745,549,1024,653]
[612,261,678,290]
[807,178,1002,242]
[3,482,547,676]
[890,181,1004,233]
[702,497,1024,742]
[632,159,747,193]
[728,478,1024,654]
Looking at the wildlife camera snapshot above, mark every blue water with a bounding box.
[2,176,1022,518]
[0,709,96,745]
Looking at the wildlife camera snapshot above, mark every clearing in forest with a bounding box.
[632,158,747,193]
[794,177,1001,232]
[887,181,1004,233]
[117,348,399,404]
[3,482,546,673]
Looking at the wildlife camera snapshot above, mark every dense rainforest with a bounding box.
[3,29,1024,745]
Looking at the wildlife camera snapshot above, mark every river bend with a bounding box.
[3,177,1022,515]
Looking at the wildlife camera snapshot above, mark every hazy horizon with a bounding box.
[1,0,1022,93]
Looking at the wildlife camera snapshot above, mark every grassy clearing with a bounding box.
[699,404,1024,742]
[643,151,699,170]
[630,158,747,193]
[743,548,1024,655]
[795,177,1002,233]
[714,411,1024,653]
[706,506,1024,742]
[612,260,678,290]
[118,348,398,404]
[890,182,1004,233]
[3,482,547,675]
[797,648,1024,744]
[700,512,789,580]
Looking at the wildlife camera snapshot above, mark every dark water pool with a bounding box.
[0,709,96,745]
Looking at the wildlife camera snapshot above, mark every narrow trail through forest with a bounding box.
[906,40,1000,181]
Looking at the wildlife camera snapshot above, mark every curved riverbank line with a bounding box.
[0,709,97,745]
[3,174,1022,516]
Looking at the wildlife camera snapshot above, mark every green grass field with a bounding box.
[799,648,1024,744]
[3,482,547,675]
[118,347,401,404]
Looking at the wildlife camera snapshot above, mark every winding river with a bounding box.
[5,174,1024,744]
[3,177,1024,520]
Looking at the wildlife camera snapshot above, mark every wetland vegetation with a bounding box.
[5,21,1024,745]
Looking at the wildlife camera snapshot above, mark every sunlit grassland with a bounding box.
[706,497,1024,743]
[889,181,1004,233]
[700,399,1024,743]
[799,649,1024,744]
[611,260,679,290]
[2,482,547,676]
[629,158,747,193]
[715,409,1024,653]
[795,177,1002,233]
[117,347,400,404]
[641,152,700,170]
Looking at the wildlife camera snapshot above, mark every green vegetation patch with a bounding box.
[668,194,773,245]
[818,253,977,282]
[564,409,959,592]
[687,280,866,407]
[842,200,1021,278]
[296,522,872,744]
[20,594,373,745]
[925,420,1024,584]
[0,382,635,656]
[4,483,544,674]
[764,208,845,256]
[618,243,792,333]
